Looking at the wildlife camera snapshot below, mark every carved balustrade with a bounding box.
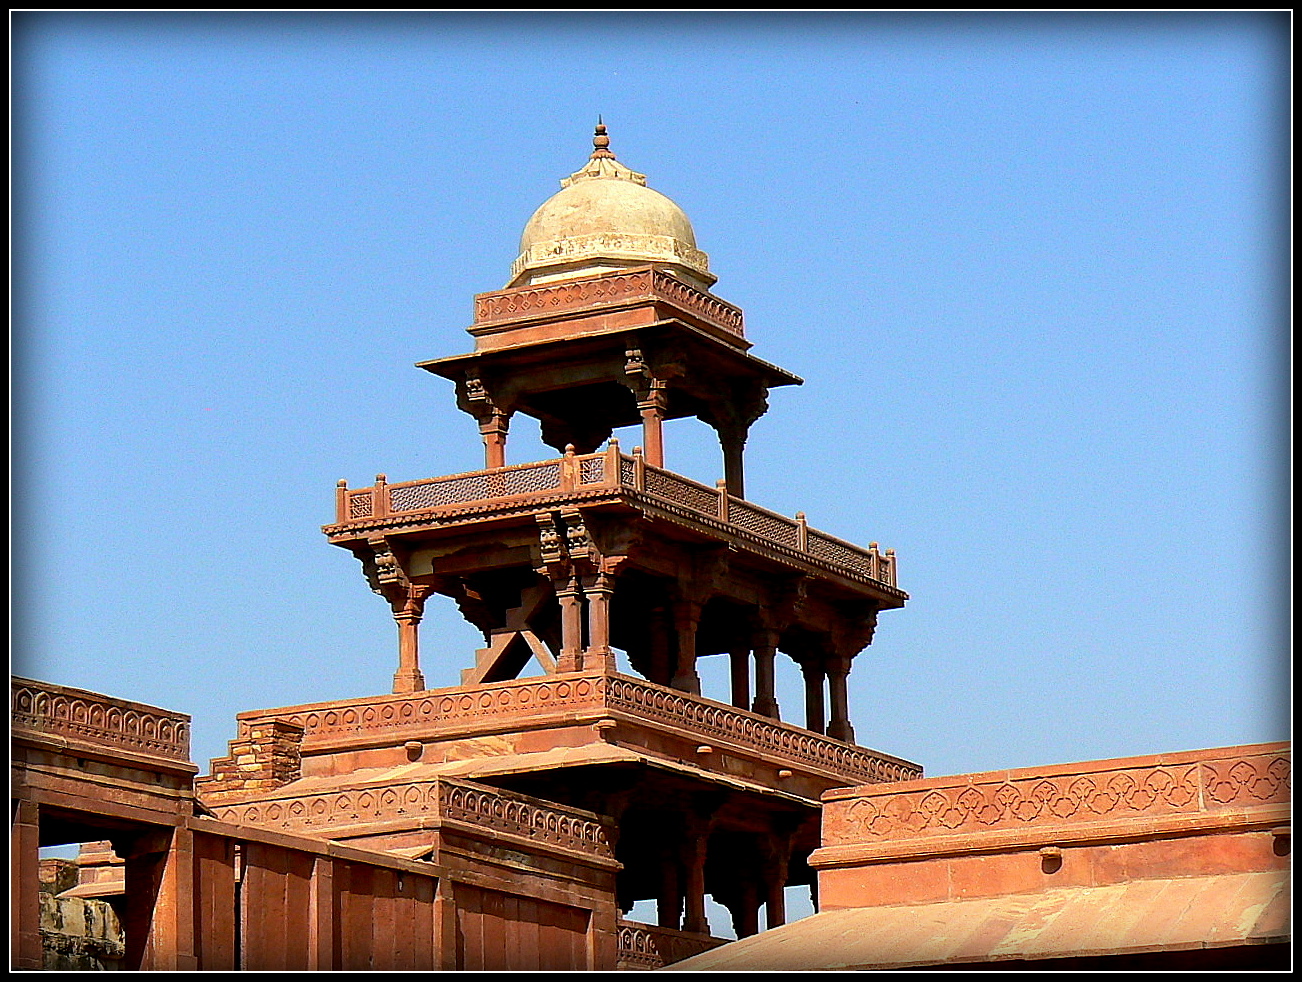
[224,673,922,786]
[11,677,191,764]
[208,776,615,860]
[616,919,728,970]
[331,447,898,589]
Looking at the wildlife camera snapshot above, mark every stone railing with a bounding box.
[476,265,744,340]
[601,676,920,784]
[219,673,921,786]
[819,742,1291,859]
[207,776,614,860]
[332,445,898,589]
[616,920,728,971]
[11,677,191,763]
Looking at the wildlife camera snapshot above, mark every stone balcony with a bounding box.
[325,445,904,603]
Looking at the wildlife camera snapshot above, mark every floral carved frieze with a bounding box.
[824,748,1290,846]
[11,679,191,762]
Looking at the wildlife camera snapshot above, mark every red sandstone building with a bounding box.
[11,127,1290,971]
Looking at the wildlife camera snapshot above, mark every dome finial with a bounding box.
[592,117,615,159]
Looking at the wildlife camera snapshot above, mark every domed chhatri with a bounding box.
[508,122,716,292]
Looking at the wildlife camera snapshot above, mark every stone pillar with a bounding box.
[648,607,674,687]
[556,574,584,673]
[826,656,855,743]
[122,828,197,971]
[307,856,335,970]
[751,629,780,720]
[729,645,751,710]
[799,654,826,735]
[728,877,762,939]
[582,573,616,672]
[682,825,710,935]
[671,601,703,695]
[720,429,746,501]
[655,845,682,930]
[637,384,668,469]
[761,836,791,931]
[434,878,459,970]
[10,797,41,970]
[392,586,432,694]
[478,410,511,469]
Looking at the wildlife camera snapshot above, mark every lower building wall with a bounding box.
[817,827,1289,910]
[452,882,592,971]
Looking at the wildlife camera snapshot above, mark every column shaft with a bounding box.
[671,602,702,695]
[10,798,41,970]
[801,657,826,735]
[556,577,584,672]
[826,657,855,743]
[583,574,616,672]
[751,630,780,719]
[478,411,510,469]
[682,830,709,935]
[639,403,665,469]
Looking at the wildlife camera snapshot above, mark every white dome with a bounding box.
[507,125,714,291]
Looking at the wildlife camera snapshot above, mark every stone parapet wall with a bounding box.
[205,776,617,872]
[616,919,728,970]
[817,742,1290,863]
[810,742,1291,913]
[204,672,921,791]
[12,677,192,766]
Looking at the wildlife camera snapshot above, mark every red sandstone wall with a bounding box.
[452,883,590,971]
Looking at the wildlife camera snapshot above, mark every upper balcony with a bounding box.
[325,444,903,603]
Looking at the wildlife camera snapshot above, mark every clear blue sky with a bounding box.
[14,12,1289,782]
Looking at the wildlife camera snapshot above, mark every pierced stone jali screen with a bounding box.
[388,462,564,512]
[728,500,800,549]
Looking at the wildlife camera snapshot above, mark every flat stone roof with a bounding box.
[667,870,1290,970]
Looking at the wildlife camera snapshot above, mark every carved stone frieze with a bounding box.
[822,747,1291,847]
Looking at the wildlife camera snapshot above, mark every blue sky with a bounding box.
[13,12,1289,783]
